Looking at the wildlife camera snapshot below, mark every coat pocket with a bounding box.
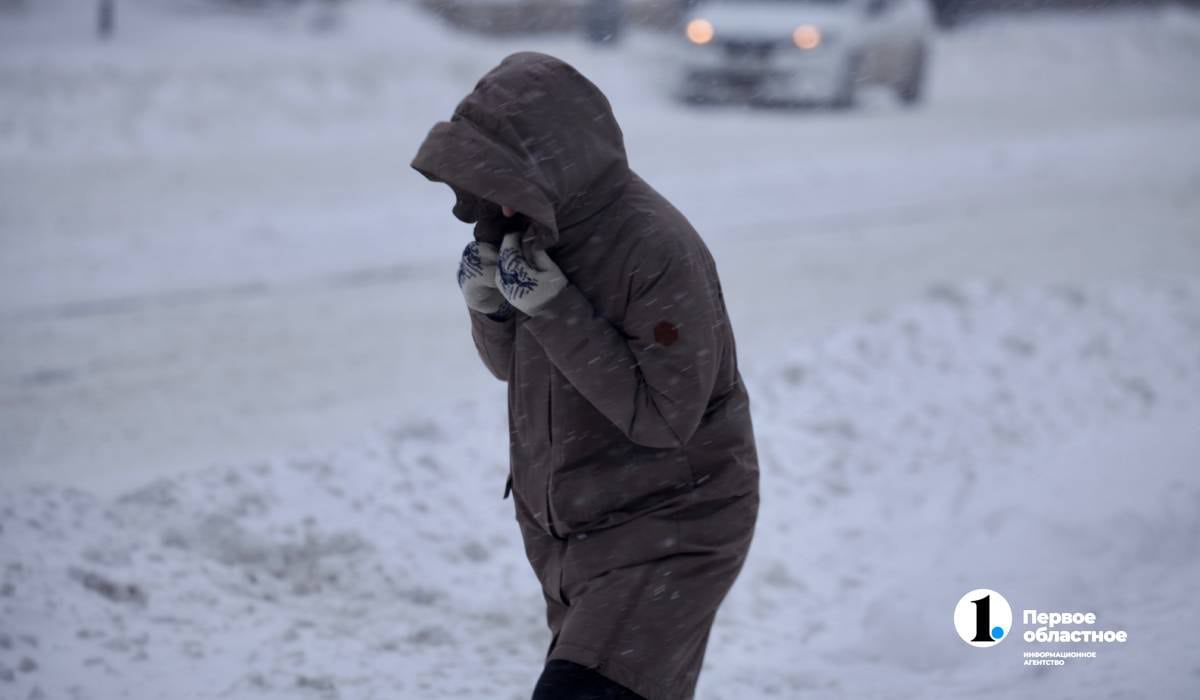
[548,447,694,534]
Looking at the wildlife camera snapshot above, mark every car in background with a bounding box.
[674,0,933,108]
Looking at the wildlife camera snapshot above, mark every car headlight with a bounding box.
[686,18,715,45]
[792,24,821,50]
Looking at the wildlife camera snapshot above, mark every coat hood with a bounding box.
[411,51,632,249]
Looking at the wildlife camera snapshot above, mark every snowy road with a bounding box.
[2,5,1198,493]
[1,1,1199,698]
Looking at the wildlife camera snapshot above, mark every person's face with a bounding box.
[449,184,530,244]
[449,184,499,224]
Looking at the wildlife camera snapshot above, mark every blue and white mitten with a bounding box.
[458,240,513,320]
[495,232,567,317]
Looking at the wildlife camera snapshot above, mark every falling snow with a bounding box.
[2,0,1199,698]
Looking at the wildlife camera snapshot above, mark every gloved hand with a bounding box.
[457,240,513,319]
[496,231,567,317]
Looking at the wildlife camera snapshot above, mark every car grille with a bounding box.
[721,39,777,61]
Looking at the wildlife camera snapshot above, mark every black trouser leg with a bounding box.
[531,660,646,700]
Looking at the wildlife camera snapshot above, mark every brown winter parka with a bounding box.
[411,51,760,700]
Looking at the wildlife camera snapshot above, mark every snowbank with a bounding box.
[3,278,1197,698]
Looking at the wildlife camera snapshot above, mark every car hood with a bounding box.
[686,1,860,38]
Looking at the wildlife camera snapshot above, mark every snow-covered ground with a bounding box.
[1,1,1199,697]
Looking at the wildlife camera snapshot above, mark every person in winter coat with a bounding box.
[411,52,760,700]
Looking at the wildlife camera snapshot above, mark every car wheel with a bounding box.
[898,44,927,106]
[830,52,862,110]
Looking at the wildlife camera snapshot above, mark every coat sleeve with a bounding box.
[523,244,721,449]
[468,306,515,382]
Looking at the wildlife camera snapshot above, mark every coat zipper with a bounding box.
[545,369,568,607]
[503,318,520,501]
[545,369,561,539]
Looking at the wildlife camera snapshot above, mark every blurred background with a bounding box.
[1,0,1198,697]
